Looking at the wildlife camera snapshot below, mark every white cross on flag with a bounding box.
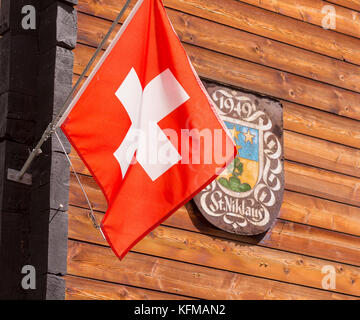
[60,0,235,259]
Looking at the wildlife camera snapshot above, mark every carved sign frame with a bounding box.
[194,82,284,235]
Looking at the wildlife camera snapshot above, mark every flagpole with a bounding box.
[16,0,133,181]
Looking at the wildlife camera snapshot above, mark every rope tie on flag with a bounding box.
[54,130,106,240]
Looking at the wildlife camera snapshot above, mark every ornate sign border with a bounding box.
[193,82,284,235]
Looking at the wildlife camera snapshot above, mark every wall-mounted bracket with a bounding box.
[7,168,32,185]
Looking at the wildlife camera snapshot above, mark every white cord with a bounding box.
[54,129,106,240]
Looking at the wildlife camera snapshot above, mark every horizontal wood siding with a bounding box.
[67,0,360,299]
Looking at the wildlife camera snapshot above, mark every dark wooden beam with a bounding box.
[0,0,76,299]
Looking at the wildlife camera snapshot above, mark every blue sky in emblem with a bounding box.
[225,121,259,162]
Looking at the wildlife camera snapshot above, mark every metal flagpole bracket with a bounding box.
[7,168,32,185]
[7,147,43,185]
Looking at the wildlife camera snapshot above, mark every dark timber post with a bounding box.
[0,0,77,299]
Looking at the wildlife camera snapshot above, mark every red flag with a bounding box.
[60,0,235,259]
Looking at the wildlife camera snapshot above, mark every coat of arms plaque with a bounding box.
[194,83,284,235]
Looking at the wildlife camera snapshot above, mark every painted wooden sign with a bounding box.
[194,83,284,235]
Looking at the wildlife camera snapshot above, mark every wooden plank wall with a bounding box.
[66,0,360,300]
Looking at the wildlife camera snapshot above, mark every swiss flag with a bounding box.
[60,0,235,259]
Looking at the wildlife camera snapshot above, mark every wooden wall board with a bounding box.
[285,161,360,206]
[67,207,360,297]
[282,101,360,149]
[77,0,360,65]
[77,10,360,94]
[68,150,360,208]
[326,0,360,11]
[73,42,360,121]
[68,140,360,236]
[284,131,360,178]
[236,0,360,39]
[67,240,357,300]
[74,72,360,150]
[68,151,360,236]
[67,181,360,267]
[65,275,192,300]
